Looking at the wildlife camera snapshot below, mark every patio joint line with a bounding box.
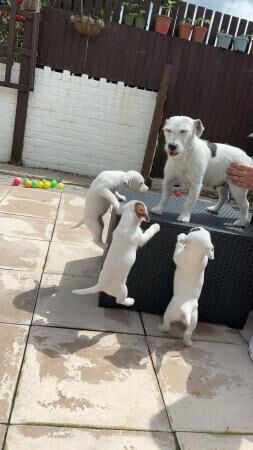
[139,312,173,431]
[3,191,63,447]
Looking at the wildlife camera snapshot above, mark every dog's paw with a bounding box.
[177,233,186,242]
[207,205,218,214]
[177,214,190,223]
[120,195,127,202]
[232,219,246,227]
[100,242,109,250]
[158,324,170,333]
[151,223,160,234]
[183,338,193,347]
[123,297,135,307]
[151,205,163,215]
[113,200,120,210]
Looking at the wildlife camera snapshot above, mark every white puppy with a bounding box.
[159,227,214,346]
[151,116,252,226]
[73,200,160,306]
[73,170,148,248]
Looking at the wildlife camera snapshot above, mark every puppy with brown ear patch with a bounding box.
[73,200,160,306]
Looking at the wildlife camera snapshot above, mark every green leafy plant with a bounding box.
[160,0,178,15]
[179,17,192,24]
[0,0,54,61]
[123,0,145,17]
[193,17,210,27]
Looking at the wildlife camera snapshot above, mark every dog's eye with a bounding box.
[166,129,171,133]
[180,130,187,134]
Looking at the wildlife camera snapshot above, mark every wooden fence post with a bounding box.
[141,64,172,186]
[10,11,40,164]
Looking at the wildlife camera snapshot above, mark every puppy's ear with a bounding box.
[124,173,132,188]
[134,202,150,222]
[162,119,169,132]
[194,119,205,137]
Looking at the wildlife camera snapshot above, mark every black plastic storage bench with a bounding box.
[99,191,253,329]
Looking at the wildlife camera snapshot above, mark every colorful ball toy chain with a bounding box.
[12,177,64,190]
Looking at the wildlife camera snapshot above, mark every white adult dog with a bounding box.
[159,227,214,346]
[151,116,252,226]
[73,200,160,306]
[73,170,148,248]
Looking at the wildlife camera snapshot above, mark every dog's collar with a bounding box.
[206,141,217,158]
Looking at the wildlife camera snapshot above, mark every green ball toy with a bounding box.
[51,179,58,188]
[22,177,30,185]
[32,180,38,188]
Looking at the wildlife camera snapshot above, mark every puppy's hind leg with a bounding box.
[228,183,249,227]
[87,216,108,250]
[207,185,229,214]
[116,284,135,307]
[183,307,198,347]
[159,302,173,333]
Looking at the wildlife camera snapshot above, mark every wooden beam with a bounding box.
[141,63,172,184]
[10,90,29,164]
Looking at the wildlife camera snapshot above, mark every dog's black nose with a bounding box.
[168,144,177,151]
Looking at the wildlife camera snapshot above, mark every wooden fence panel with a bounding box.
[36,7,253,176]
[208,11,222,45]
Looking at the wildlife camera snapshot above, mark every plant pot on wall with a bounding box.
[192,25,207,43]
[233,36,249,53]
[71,15,105,35]
[178,21,193,40]
[155,15,172,35]
[123,14,135,26]
[216,32,233,49]
[135,15,145,29]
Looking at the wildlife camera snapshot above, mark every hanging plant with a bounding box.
[70,0,105,36]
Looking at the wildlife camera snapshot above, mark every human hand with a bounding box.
[226,163,253,189]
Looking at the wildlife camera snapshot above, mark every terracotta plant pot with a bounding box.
[123,14,135,26]
[135,16,145,29]
[233,36,249,53]
[192,25,207,43]
[155,15,172,35]
[216,33,233,49]
[178,22,193,40]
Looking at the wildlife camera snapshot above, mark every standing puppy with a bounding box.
[73,201,160,306]
[73,170,148,249]
[151,116,252,226]
[159,227,214,346]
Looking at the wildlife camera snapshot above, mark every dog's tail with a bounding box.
[72,284,100,295]
[71,217,85,230]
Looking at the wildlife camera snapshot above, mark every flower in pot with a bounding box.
[216,29,233,49]
[233,33,249,53]
[178,17,193,40]
[192,17,210,43]
[155,0,179,36]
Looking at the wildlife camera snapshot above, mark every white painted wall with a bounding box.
[22,67,156,176]
[0,65,156,176]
